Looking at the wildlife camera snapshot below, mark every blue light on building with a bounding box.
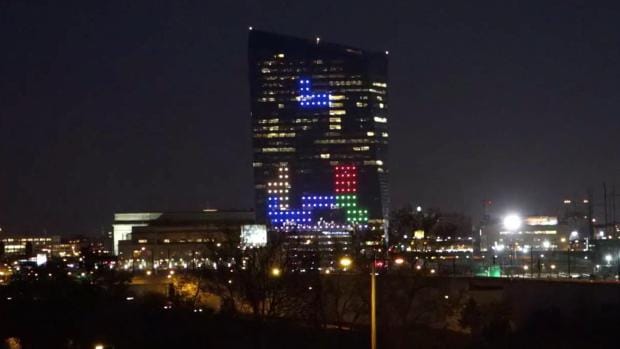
[298,78,330,107]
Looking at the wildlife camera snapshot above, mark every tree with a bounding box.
[389,205,440,248]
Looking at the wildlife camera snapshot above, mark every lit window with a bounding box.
[320,153,331,159]
[329,125,341,130]
[329,117,341,123]
[374,116,387,123]
[262,147,296,152]
[367,131,375,136]
[329,110,346,116]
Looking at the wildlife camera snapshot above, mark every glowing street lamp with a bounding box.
[503,214,522,231]
[394,257,405,265]
[271,267,281,277]
[605,254,613,265]
[339,256,352,268]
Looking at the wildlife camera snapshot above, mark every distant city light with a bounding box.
[503,214,522,231]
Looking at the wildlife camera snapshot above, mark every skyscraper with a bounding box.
[248,30,390,243]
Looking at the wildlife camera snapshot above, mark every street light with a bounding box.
[394,257,405,265]
[271,267,281,277]
[339,256,352,268]
[503,214,522,231]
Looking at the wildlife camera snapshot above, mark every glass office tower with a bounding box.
[248,30,390,241]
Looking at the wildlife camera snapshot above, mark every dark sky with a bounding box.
[1,1,619,235]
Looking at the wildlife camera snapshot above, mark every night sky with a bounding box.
[1,1,619,235]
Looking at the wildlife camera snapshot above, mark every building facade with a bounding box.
[481,215,572,253]
[113,210,259,269]
[248,30,390,244]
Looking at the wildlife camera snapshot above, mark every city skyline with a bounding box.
[2,1,620,234]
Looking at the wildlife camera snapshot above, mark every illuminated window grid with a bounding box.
[334,165,368,224]
[267,166,290,210]
[268,210,312,224]
[301,195,337,209]
[334,165,357,194]
[298,78,330,107]
[346,209,369,223]
[335,194,357,209]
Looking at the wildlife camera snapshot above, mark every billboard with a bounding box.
[240,224,267,247]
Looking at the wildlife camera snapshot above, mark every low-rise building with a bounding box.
[113,210,259,269]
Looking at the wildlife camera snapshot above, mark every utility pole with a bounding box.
[604,183,609,236]
[567,242,571,279]
[370,258,377,349]
[530,248,534,278]
[613,185,617,237]
[587,189,594,239]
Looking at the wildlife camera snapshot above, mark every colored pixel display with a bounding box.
[267,164,368,227]
[298,78,330,107]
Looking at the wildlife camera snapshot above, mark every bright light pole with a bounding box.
[340,256,375,349]
[503,214,522,231]
[370,259,377,349]
[502,214,522,276]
